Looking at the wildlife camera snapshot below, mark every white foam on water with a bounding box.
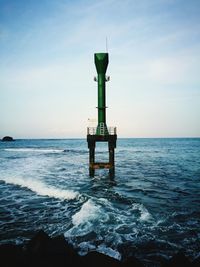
[65,199,110,239]
[132,203,152,221]
[4,148,63,153]
[78,242,96,256]
[97,244,121,260]
[0,176,79,200]
[72,199,102,226]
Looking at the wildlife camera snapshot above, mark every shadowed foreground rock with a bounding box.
[0,230,198,267]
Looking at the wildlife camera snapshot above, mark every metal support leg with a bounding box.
[109,147,115,178]
[89,147,95,177]
[87,135,116,178]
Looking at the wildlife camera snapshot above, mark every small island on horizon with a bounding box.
[1,136,14,142]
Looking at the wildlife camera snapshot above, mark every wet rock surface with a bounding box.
[0,231,198,267]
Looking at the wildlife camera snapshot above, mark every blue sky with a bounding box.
[0,0,200,138]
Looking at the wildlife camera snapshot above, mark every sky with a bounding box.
[0,0,200,138]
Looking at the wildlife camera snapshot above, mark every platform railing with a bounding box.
[87,126,117,135]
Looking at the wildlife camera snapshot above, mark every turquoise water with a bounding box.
[0,138,200,266]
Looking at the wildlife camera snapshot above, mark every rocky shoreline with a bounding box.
[0,230,199,267]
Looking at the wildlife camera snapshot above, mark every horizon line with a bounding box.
[1,136,200,140]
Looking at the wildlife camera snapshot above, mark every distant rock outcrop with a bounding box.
[2,136,14,142]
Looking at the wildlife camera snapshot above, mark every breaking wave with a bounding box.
[131,203,152,221]
[0,176,79,200]
[72,199,106,226]
[4,148,64,153]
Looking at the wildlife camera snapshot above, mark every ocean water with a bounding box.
[0,138,200,266]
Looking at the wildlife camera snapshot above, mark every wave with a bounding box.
[70,199,152,234]
[4,148,64,153]
[66,199,153,259]
[63,149,87,154]
[72,199,104,226]
[0,176,79,200]
[97,244,121,260]
[132,203,152,221]
[4,148,87,154]
[65,199,110,240]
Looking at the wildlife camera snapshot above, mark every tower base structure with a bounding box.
[87,127,117,178]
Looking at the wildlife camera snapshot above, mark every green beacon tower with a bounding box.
[87,53,117,177]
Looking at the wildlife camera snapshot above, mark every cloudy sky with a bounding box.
[0,0,200,138]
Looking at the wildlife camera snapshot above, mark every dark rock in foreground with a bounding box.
[161,251,195,267]
[83,251,121,267]
[2,136,14,141]
[0,244,24,267]
[0,230,198,267]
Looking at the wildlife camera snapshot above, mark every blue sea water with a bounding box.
[0,138,200,266]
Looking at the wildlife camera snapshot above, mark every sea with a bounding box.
[0,138,200,266]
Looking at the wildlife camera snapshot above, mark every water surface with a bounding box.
[0,138,200,266]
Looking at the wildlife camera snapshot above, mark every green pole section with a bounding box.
[94,53,109,135]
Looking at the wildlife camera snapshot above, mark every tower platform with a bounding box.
[87,126,117,177]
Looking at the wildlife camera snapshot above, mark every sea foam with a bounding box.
[72,199,102,226]
[4,148,63,153]
[97,244,121,260]
[132,203,152,221]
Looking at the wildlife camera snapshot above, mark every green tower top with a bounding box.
[94,53,109,74]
